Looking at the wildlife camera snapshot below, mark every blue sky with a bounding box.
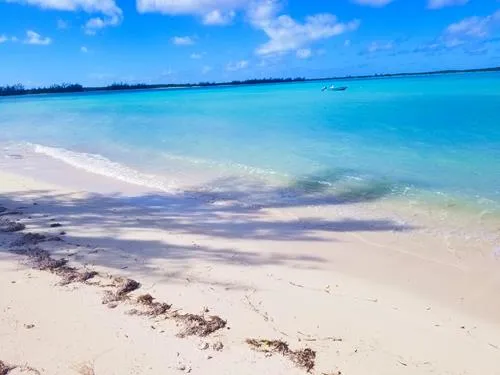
[0,0,499,86]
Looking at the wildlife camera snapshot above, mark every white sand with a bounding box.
[1,154,500,375]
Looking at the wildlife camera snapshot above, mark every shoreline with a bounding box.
[1,66,498,99]
[1,152,500,374]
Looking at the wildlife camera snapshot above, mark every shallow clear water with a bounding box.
[1,72,499,211]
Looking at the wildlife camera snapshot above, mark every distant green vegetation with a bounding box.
[1,66,498,97]
[0,78,306,97]
[0,83,84,96]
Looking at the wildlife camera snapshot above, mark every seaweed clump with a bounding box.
[0,361,15,375]
[102,277,141,305]
[176,313,227,337]
[11,247,97,285]
[246,339,316,373]
[135,294,172,316]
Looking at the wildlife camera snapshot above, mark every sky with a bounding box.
[0,0,499,86]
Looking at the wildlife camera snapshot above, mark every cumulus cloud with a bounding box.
[350,0,394,7]
[250,1,360,56]
[135,0,360,56]
[81,46,88,52]
[171,36,195,45]
[202,65,212,74]
[203,9,235,25]
[226,60,249,71]
[84,14,121,35]
[6,0,122,33]
[137,0,246,25]
[23,30,52,45]
[0,35,7,43]
[190,52,203,59]
[428,0,468,10]
[413,10,500,55]
[296,48,312,59]
[446,11,500,38]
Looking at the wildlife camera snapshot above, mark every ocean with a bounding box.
[1,72,499,215]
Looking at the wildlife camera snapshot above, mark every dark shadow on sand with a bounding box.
[0,173,415,285]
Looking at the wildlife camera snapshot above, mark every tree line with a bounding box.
[1,66,498,97]
[0,78,306,97]
[0,83,84,96]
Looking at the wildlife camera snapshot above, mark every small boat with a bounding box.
[322,85,348,92]
[330,86,348,91]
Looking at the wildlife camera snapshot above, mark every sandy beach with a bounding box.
[1,152,500,375]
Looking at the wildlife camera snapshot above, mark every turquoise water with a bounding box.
[1,72,499,210]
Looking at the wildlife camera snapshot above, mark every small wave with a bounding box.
[160,152,286,178]
[31,143,178,192]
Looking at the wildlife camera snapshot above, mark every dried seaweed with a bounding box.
[12,233,47,245]
[289,348,316,373]
[0,220,25,233]
[10,233,61,247]
[246,339,316,373]
[137,294,155,305]
[115,278,141,297]
[176,314,226,337]
[102,278,141,305]
[11,247,68,271]
[0,361,15,375]
[59,269,98,285]
[136,294,172,316]
[12,247,96,286]
[246,339,289,355]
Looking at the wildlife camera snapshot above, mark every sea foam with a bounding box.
[32,143,178,193]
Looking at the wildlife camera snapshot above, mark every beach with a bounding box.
[2,0,500,370]
[1,147,500,375]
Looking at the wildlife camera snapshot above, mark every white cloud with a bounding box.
[190,52,203,59]
[351,0,394,7]
[428,0,468,10]
[6,0,120,14]
[6,0,123,33]
[296,48,312,59]
[23,30,52,45]
[171,36,195,45]
[414,10,500,54]
[11,36,18,42]
[446,11,500,38]
[202,9,235,25]
[137,0,245,14]
[135,0,359,56]
[226,60,249,71]
[202,65,212,74]
[0,35,7,43]
[344,39,351,47]
[137,0,246,26]
[81,46,88,52]
[367,41,394,53]
[84,14,121,35]
[250,4,360,56]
